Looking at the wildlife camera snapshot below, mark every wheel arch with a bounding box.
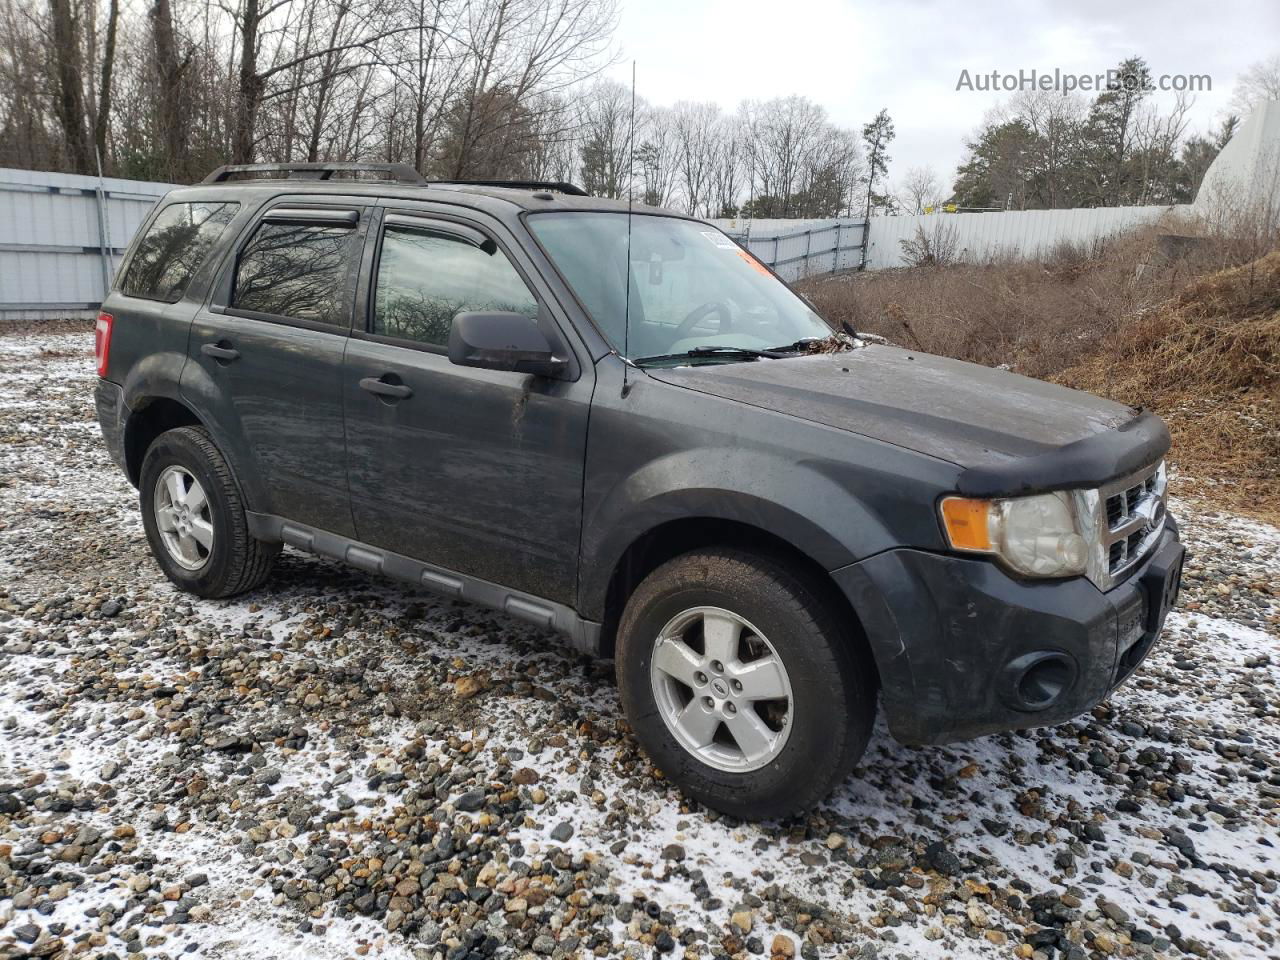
[123,396,204,487]
[594,515,878,689]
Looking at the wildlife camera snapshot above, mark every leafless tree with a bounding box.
[576,78,633,198]
[671,100,719,216]
[897,165,943,215]
[707,114,745,217]
[636,105,678,207]
[1229,54,1280,118]
[49,0,92,172]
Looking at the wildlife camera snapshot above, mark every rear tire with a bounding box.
[616,548,875,820]
[139,426,277,598]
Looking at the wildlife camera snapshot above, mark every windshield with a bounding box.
[527,212,833,362]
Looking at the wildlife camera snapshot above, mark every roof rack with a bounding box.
[201,165,591,197]
[431,179,589,197]
[203,162,427,184]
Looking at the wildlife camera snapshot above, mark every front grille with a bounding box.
[1099,461,1167,582]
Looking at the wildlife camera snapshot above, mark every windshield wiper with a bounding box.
[631,345,779,366]
[760,337,826,353]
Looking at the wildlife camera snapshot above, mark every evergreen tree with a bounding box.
[860,108,895,219]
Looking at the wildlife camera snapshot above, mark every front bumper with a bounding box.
[833,521,1184,745]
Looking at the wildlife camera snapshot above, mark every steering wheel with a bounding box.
[673,301,732,339]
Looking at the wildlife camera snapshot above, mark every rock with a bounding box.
[512,767,539,785]
[731,910,754,934]
[771,934,796,958]
[920,840,961,876]
[1164,828,1199,862]
[661,843,686,861]
[99,760,121,781]
[825,832,846,850]
[1097,898,1130,924]
[100,600,122,617]
[532,933,556,954]
[550,821,574,843]
[454,788,486,811]
[14,924,41,944]
[454,674,487,699]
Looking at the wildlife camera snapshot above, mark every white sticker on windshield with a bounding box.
[700,231,737,250]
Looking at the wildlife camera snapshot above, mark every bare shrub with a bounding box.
[1043,238,1103,282]
[898,220,959,268]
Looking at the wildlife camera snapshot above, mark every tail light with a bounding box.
[95,311,114,377]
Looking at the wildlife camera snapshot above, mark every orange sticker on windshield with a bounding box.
[736,248,772,276]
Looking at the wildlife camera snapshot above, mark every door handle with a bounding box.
[201,341,240,362]
[359,376,413,400]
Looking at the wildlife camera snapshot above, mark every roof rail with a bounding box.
[431,179,589,197]
[203,162,427,185]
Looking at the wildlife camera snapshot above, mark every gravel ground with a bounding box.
[1,331,1278,960]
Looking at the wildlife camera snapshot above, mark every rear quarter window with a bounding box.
[119,201,240,302]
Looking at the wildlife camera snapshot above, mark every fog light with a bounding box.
[1001,651,1077,712]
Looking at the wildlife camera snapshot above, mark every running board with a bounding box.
[246,512,601,656]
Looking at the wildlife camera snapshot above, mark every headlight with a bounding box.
[939,491,1089,578]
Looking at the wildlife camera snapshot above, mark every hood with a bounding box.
[645,345,1138,469]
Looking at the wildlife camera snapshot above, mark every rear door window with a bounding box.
[231,211,359,326]
[119,201,239,302]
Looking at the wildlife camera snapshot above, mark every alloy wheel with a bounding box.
[153,465,214,570]
[649,605,794,772]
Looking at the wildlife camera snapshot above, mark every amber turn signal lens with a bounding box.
[940,496,993,551]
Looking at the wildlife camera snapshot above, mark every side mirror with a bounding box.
[448,311,568,378]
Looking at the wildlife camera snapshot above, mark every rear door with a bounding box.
[182,200,368,536]
[342,207,593,604]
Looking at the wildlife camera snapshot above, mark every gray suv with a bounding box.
[94,162,1185,819]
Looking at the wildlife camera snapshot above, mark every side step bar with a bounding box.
[246,512,601,656]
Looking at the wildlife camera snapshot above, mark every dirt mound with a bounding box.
[1056,250,1280,519]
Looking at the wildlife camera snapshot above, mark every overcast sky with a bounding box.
[605,0,1280,194]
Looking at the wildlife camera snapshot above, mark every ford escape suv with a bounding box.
[94,162,1185,819]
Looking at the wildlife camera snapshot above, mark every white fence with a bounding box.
[0,167,1217,320]
[714,218,866,281]
[864,205,1191,270]
[0,167,175,321]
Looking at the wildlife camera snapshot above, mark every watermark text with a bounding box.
[955,68,1211,96]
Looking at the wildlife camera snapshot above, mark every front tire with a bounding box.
[139,426,277,598]
[616,548,876,820]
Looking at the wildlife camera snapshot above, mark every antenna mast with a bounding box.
[621,60,636,397]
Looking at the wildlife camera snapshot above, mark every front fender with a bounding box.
[576,362,960,623]
[578,446,900,622]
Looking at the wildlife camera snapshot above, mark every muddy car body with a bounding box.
[94,163,1184,818]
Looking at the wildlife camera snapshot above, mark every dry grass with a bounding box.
[1056,251,1280,519]
[800,229,1280,522]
